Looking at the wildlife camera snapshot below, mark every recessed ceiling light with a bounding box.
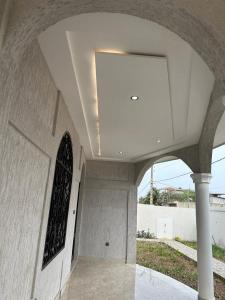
[130,96,139,101]
[156,138,161,143]
[119,151,123,155]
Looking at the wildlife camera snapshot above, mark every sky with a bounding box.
[138,144,225,198]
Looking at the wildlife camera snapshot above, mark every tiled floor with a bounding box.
[61,257,197,300]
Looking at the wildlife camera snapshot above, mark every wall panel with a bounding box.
[80,188,128,261]
[0,124,50,300]
[0,40,84,300]
[79,161,137,263]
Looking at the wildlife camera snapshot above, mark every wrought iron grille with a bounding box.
[42,132,73,269]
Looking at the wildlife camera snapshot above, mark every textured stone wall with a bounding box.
[0,40,84,300]
[0,0,7,24]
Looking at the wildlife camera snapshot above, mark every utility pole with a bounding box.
[150,165,154,204]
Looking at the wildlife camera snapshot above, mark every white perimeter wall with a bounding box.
[211,208,225,248]
[137,204,225,248]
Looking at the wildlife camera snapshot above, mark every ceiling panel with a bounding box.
[96,52,173,160]
[38,13,215,161]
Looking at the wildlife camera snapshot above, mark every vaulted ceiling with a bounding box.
[39,13,216,162]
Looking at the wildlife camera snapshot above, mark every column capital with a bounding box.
[191,173,212,184]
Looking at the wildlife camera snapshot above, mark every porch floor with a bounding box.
[61,257,197,300]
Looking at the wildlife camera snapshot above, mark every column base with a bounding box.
[198,295,215,300]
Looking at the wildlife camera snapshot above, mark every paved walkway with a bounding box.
[138,238,225,279]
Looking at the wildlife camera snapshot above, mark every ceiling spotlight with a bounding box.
[119,151,123,155]
[156,138,161,143]
[130,96,139,101]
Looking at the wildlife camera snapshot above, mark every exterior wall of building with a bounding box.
[0,40,85,300]
[79,160,137,263]
[176,202,196,208]
[174,196,225,208]
[210,196,225,207]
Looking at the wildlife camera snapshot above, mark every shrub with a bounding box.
[137,229,155,239]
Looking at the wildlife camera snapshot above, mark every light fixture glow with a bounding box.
[119,151,123,155]
[156,138,161,144]
[130,96,139,101]
[96,49,126,55]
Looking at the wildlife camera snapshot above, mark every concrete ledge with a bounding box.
[198,296,215,300]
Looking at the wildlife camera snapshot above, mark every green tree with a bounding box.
[139,187,160,205]
[171,190,195,202]
[139,195,150,204]
[152,187,160,205]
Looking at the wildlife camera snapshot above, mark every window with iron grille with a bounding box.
[42,132,73,269]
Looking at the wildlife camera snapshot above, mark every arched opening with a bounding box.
[71,164,85,267]
[209,107,225,249]
[42,132,73,269]
[136,157,199,288]
[136,153,225,298]
[137,156,195,238]
[3,1,225,86]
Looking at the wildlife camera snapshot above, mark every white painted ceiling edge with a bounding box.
[38,12,216,162]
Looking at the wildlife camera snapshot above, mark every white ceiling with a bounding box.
[96,53,173,160]
[38,13,216,162]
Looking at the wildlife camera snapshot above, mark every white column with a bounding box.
[191,173,214,300]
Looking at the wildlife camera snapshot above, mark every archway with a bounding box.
[1,4,225,300]
[3,1,225,84]
[209,107,225,249]
[136,156,199,291]
[137,156,195,240]
[2,3,225,168]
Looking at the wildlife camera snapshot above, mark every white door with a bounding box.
[157,217,173,239]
